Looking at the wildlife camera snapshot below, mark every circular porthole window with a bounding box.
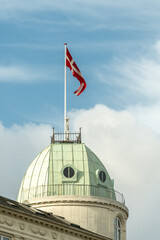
[99,171,106,182]
[63,167,75,178]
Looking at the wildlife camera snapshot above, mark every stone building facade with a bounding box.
[0,196,110,240]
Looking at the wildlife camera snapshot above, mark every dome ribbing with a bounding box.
[17,143,116,203]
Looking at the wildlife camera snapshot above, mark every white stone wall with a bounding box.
[28,196,128,240]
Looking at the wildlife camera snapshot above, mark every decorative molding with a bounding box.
[13,236,21,240]
[30,227,38,234]
[52,232,57,239]
[29,226,46,236]
[30,197,128,218]
[0,217,14,226]
[19,222,25,230]
[39,229,46,236]
[0,217,5,224]
[6,219,14,226]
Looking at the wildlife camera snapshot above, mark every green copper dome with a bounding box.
[17,143,116,203]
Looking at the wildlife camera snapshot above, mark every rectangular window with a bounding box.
[0,235,10,240]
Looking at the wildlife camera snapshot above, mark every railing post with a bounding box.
[51,127,55,143]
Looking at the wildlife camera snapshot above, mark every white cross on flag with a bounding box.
[66,47,87,96]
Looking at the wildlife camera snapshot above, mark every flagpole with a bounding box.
[64,43,67,139]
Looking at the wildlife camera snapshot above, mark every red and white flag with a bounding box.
[66,47,86,96]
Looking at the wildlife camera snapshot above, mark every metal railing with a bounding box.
[20,184,125,204]
[51,128,81,143]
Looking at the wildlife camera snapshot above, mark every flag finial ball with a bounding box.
[64,43,67,45]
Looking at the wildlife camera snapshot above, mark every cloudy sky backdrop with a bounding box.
[0,1,160,239]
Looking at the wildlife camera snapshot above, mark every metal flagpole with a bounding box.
[64,43,67,140]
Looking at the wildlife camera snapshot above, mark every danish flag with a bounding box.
[66,47,87,96]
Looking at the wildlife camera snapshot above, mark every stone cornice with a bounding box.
[28,196,129,219]
[0,204,110,240]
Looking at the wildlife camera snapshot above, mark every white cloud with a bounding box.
[70,104,160,191]
[0,65,57,83]
[0,0,75,17]
[0,104,160,240]
[0,122,51,199]
[97,40,160,101]
[0,0,160,33]
[69,104,160,240]
[0,0,158,13]
[1,43,60,51]
[116,58,160,99]
[127,102,160,134]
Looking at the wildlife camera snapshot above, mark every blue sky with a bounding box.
[1,0,160,127]
[1,1,160,240]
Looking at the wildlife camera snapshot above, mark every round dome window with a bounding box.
[99,171,106,182]
[63,167,75,178]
